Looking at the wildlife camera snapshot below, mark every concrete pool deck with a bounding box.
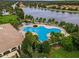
[20,24,69,39]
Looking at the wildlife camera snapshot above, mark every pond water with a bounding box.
[23,7,79,25]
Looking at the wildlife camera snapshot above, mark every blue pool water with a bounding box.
[22,26,61,42]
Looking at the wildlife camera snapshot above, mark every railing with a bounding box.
[2,51,20,58]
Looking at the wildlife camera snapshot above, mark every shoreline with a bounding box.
[22,6,79,14]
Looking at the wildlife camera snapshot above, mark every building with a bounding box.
[11,2,18,9]
[19,2,26,9]
[0,24,23,58]
[2,9,10,16]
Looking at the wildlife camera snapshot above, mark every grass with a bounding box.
[0,15,17,19]
[0,15,20,27]
[0,15,16,23]
[21,47,79,58]
[49,48,79,58]
[0,15,17,23]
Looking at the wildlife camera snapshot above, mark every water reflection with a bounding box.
[23,7,79,25]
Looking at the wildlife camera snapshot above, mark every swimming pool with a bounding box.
[22,26,61,42]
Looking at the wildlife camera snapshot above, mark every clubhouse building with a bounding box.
[0,24,23,58]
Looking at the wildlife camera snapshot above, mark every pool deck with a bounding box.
[20,23,69,39]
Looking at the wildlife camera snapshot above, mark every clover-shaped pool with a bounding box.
[22,26,61,42]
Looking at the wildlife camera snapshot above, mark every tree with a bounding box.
[0,10,2,16]
[50,32,63,44]
[28,15,33,20]
[64,23,76,33]
[42,41,51,54]
[48,19,51,23]
[75,24,79,32]
[71,32,79,50]
[15,7,24,19]
[61,36,74,51]
[59,21,66,27]
[37,44,43,53]
[37,41,51,54]
[21,32,39,55]
[25,15,29,19]
[32,19,35,24]
[0,1,14,14]
[51,19,55,24]
[39,17,42,22]
[25,15,34,21]
[42,18,46,23]
[59,21,78,33]
[21,32,32,55]
[36,17,39,20]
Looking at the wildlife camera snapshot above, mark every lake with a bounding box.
[23,7,79,25]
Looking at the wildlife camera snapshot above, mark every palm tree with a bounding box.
[61,36,74,51]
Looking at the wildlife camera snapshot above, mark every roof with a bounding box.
[0,24,23,53]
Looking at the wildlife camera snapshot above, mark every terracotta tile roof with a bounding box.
[0,23,23,53]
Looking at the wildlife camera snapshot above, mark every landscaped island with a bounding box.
[33,25,38,27]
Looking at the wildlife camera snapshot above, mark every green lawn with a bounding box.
[0,15,20,27]
[49,48,79,58]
